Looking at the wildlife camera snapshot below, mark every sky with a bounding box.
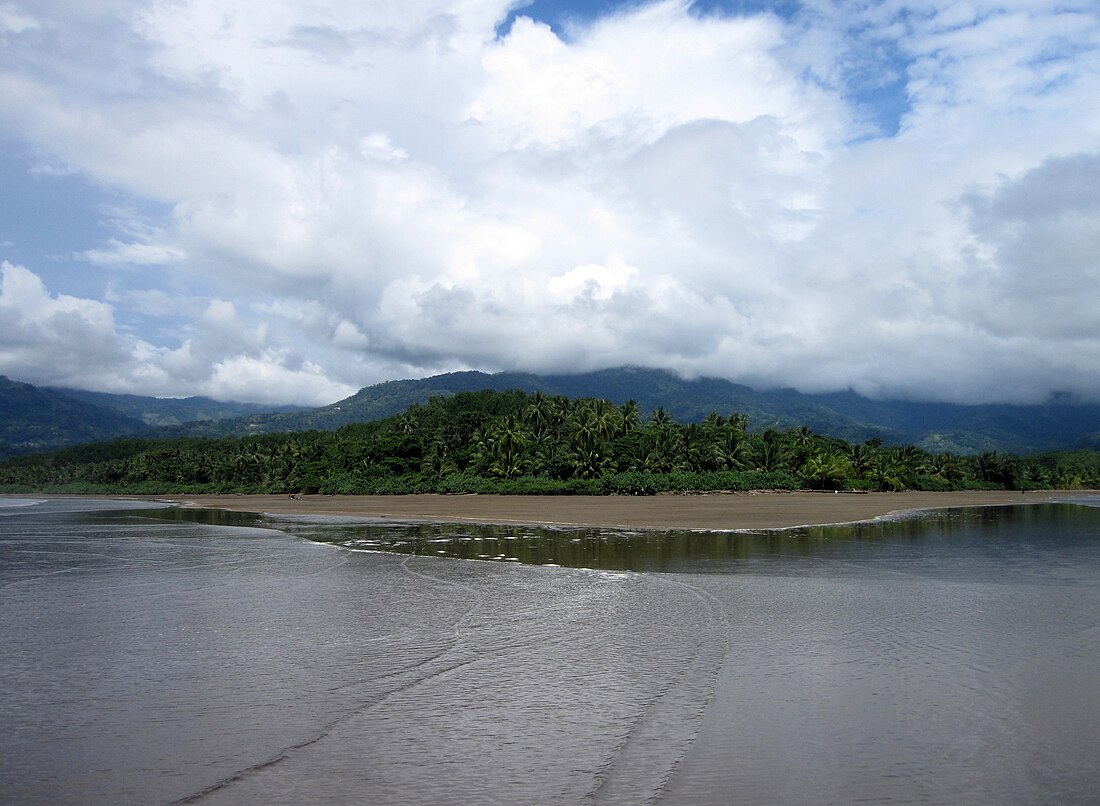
[1,0,1098,406]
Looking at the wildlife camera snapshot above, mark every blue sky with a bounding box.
[1,0,1099,405]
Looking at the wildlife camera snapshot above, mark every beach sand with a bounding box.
[131,490,1096,531]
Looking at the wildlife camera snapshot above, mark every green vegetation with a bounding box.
[152,367,1100,455]
[50,387,304,427]
[0,374,304,459]
[1,389,1097,495]
[0,375,147,460]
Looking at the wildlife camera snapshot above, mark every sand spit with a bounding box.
[121,490,1097,531]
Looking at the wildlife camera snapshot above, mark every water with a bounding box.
[2,496,1099,804]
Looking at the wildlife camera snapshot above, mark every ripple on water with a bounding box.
[4,501,1100,805]
[194,559,727,806]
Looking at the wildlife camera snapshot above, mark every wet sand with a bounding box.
[130,490,1096,531]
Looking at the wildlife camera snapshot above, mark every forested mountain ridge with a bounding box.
[155,367,1100,455]
[0,377,303,460]
[0,376,149,460]
[3,368,1098,460]
[3,388,1097,496]
[50,387,305,427]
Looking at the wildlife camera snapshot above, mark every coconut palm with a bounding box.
[523,391,554,439]
[620,399,642,434]
[844,443,877,479]
[788,426,816,461]
[715,429,749,470]
[869,453,907,491]
[726,413,750,434]
[643,427,686,473]
[921,452,962,481]
[592,399,623,444]
[753,438,789,473]
[649,406,673,427]
[800,452,853,490]
[421,439,456,480]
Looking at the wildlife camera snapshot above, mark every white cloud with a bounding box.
[0,0,1098,405]
[203,351,354,406]
[0,261,356,404]
[547,260,637,301]
[0,3,37,34]
[80,239,185,266]
[0,260,132,386]
[471,4,845,153]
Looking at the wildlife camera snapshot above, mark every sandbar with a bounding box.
[132,490,1098,531]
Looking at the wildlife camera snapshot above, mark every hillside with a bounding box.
[0,376,149,460]
[153,367,1099,455]
[0,377,306,460]
[4,368,1097,459]
[50,388,305,427]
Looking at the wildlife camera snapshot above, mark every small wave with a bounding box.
[1052,494,1100,509]
[0,497,45,509]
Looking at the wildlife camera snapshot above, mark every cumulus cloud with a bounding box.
[0,261,356,404]
[0,0,1098,404]
[0,261,130,384]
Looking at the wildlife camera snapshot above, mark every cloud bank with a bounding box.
[1,0,1098,405]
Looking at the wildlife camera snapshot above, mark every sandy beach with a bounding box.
[129,490,1097,531]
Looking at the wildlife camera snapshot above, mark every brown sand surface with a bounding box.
[121,490,1097,531]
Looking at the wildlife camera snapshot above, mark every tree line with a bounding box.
[1,389,1096,495]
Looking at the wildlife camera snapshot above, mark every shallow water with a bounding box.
[2,497,1099,804]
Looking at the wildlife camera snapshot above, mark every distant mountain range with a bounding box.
[0,376,303,460]
[1,376,148,461]
[48,387,304,428]
[2,368,1098,460]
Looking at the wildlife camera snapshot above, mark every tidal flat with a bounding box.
[2,495,1099,804]
[139,488,1074,530]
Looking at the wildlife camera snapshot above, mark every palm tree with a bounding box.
[774,426,815,471]
[726,413,750,434]
[682,423,713,472]
[644,427,686,473]
[528,432,565,477]
[421,439,455,480]
[844,443,876,479]
[800,452,853,490]
[869,453,907,491]
[523,392,554,439]
[468,427,492,475]
[753,439,789,473]
[569,442,613,478]
[649,406,673,427]
[715,429,749,470]
[972,451,1022,487]
[619,400,642,434]
[921,452,961,481]
[592,399,623,444]
[486,416,529,478]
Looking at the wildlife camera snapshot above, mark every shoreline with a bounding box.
[104,489,1100,531]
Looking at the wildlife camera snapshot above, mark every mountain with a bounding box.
[150,372,532,438]
[0,376,149,460]
[0,377,306,460]
[152,367,1100,455]
[49,388,305,427]
[4,368,1097,458]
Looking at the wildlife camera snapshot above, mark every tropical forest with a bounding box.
[1,389,1097,495]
